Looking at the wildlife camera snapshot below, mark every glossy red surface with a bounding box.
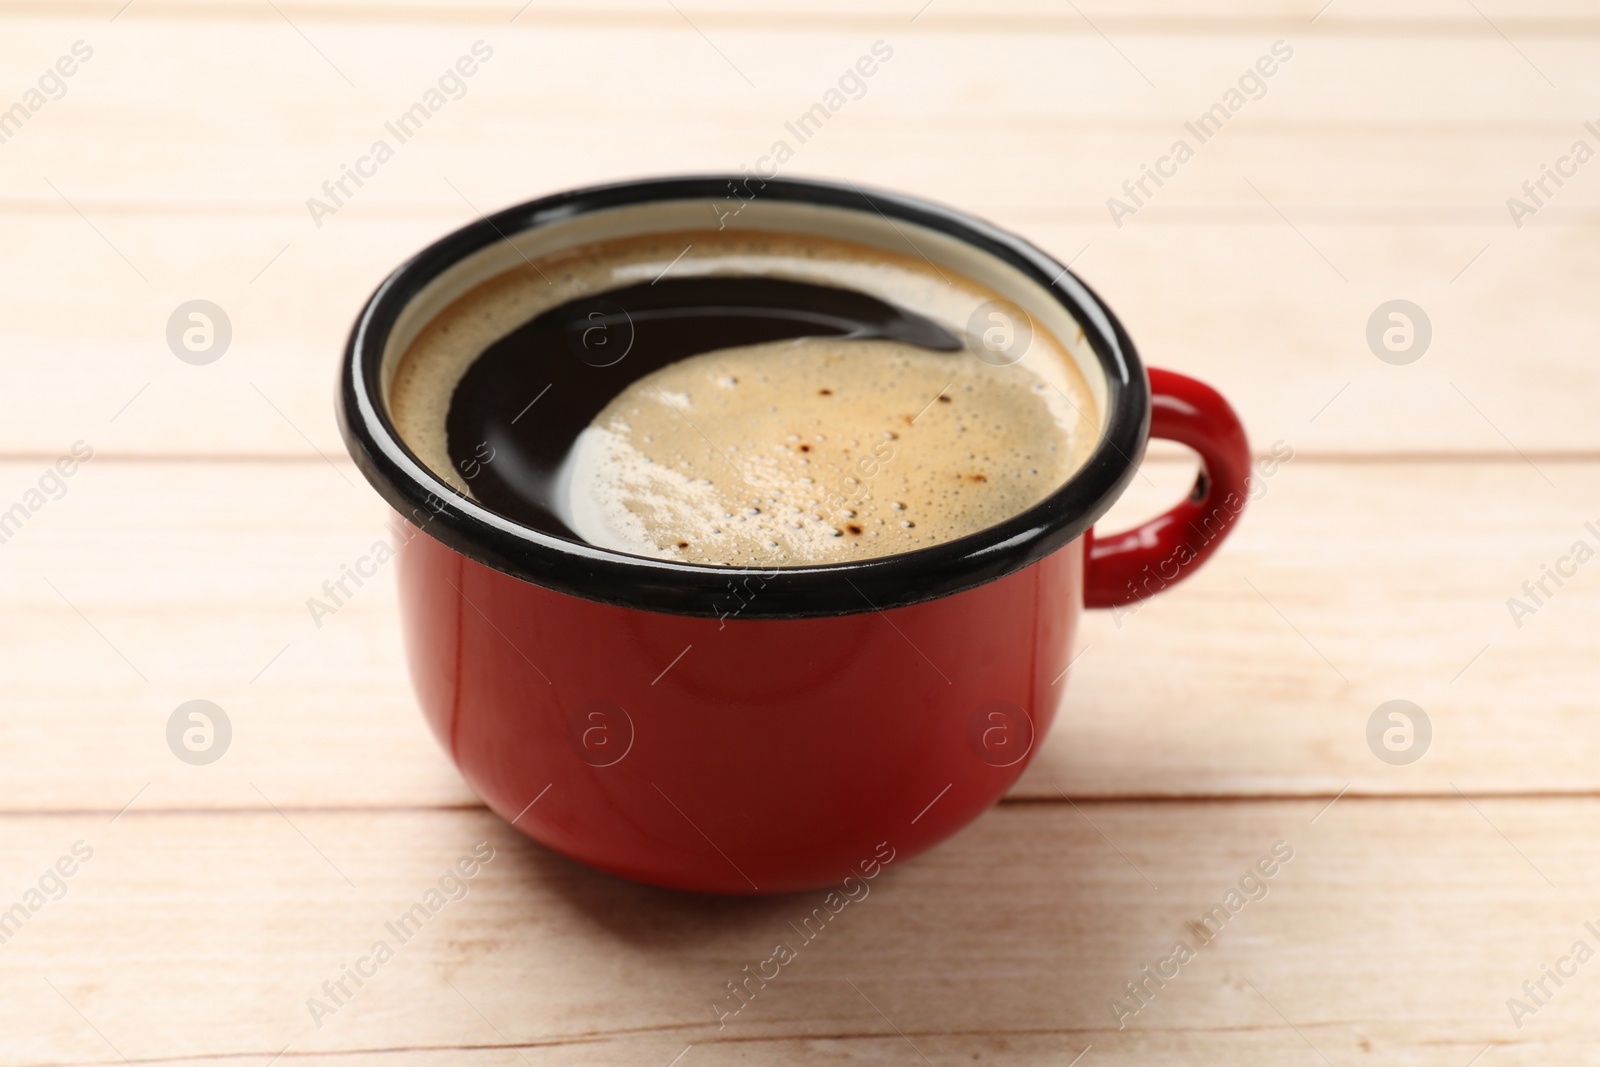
[393,365,1248,894]
[1084,368,1252,608]
[397,525,1081,894]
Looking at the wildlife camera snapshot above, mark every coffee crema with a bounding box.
[388,230,1099,567]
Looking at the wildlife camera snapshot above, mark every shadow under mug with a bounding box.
[337,176,1250,894]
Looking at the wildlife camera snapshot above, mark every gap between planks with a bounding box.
[11,2,1600,37]
[0,1028,1122,1067]
[8,791,1600,820]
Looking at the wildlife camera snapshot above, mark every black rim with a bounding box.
[337,175,1150,619]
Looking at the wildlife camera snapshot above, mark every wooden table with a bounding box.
[3,2,1596,1063]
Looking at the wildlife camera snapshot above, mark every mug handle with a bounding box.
[1083,368,1252,609]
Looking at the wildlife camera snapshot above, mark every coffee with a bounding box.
[389,230,1098,566]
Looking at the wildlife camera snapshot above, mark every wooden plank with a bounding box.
[1,211,1592,458]
[1,22,1596,210]
[0,7,1588,1067]
[1,458,1594,811]
[0,458,475,814]
[1017,454,1600,798]
[2,799,1593,1064]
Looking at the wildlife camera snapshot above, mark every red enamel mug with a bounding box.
[337,176,1249,894]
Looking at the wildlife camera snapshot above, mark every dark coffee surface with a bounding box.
[445,276,961,541]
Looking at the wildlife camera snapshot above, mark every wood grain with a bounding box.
[1,459,1593,811]
[1,31,1595,211]
[3,213,1597,459]
[2,15,1593,461]
[1,2,1595,1064]
[2,800,1592,1065]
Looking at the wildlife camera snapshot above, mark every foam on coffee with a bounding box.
[388,229,1099,566]
[566,337,1087,565]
